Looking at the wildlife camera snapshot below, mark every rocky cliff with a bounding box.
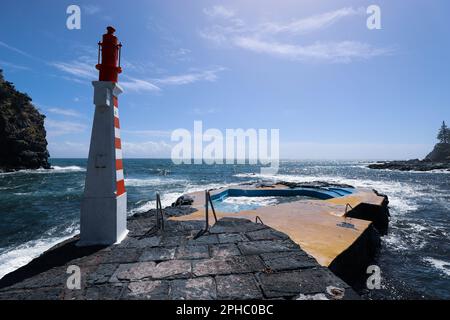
[368,142,450,172]
[425,143,450,162]
[0,70,50,171]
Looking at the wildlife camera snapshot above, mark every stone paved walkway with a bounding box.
[0,209,359,300]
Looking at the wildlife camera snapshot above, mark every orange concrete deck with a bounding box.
[170,185,386,267]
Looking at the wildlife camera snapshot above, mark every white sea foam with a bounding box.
[423,258,450,277]
[51,165,85,172]
[0,230,78,280]
[125,177,187,187]
[0,166,85,176]
[130,192,183,214]
[222,196,279,207]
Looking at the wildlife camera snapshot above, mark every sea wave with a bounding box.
[125,177,187,187]
[423,257,450,277]
[0,166,85,176]
[0,231,78,280]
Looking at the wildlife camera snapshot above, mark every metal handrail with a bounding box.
[194,190,218,239]
[345,203,354,215]
[156,192,164,231]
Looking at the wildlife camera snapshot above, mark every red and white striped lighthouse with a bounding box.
[79,27,128,246]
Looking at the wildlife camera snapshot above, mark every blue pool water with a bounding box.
[210,186,354,212]
[0,159,449,299]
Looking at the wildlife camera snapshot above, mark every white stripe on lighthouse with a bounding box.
[116,169,124,181]
[115,127,121,138]
[116,148,123,160]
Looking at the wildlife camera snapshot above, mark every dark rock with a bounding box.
[257,268,349,298]
[125,280,169,300]
[368,144,450,172]
[210,243,241,258]
[0,70,50,171]
[216,274,263,299]
[175,245,210,260]
[259,251,317,271]
[170,277,216,300]
[425,143,450,162]
[171,195,194,207]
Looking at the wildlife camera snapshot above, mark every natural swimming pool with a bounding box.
[210,187,354,213]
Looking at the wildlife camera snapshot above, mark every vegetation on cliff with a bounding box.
[0,70,50,171]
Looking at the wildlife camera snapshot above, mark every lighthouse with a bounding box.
[79,26,128,246]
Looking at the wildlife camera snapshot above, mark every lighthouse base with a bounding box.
[78,193,128,246]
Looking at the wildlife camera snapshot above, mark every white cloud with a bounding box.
[233,37,391,63]
[155,67,226,86]
[260,7,363,35]
[51,60,96,80]
[122,141,173,158]
[280,142,431,160]
[203,6,235,19]
[192,107,220,115]
[120,77,161,93]
[200,6,392,63]
[122,129,172,137]
[82,4,101,15]
[0,41,41,61]
[45,119,87,137]
[46,107,81,118]
[0,60,30,71]
[48,141,89,158]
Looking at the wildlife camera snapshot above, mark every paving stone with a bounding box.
[258,268,350,299]
[151,260,192,279]
[111,262,157,282]
[216,274,263,300]
[245,228,289,241]
[140,247,176,261]
[238,240,297,255]
[3,267,68,290]
[117,236,161,248]
[85,284,124,300]
[192,255,264,277]
[186,234,219,245]
[210,244,241,258]
[101,248,142,264]
[175,245,209,260]
[170,277,216,300]
[0,287,63,300]
[160,235,188,247]
[209,220,267,234]
[87,264,119,285]
[218,233,248,244]
[260,251,317,271]
[124,280,169,300]
[112,260,192,281]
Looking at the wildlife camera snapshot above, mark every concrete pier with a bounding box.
[0,213,359,300]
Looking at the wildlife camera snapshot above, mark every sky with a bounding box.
[0,0,449,160]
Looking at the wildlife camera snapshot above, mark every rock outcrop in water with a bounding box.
[369,123,450,172]
[0,70,50,171]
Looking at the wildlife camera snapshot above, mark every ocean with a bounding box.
[0,159,449,299]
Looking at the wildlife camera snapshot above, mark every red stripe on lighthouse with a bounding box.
[116,179,126,196]
[113,95,125,197]
[115,137,122,149]
[116,159,123,170]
